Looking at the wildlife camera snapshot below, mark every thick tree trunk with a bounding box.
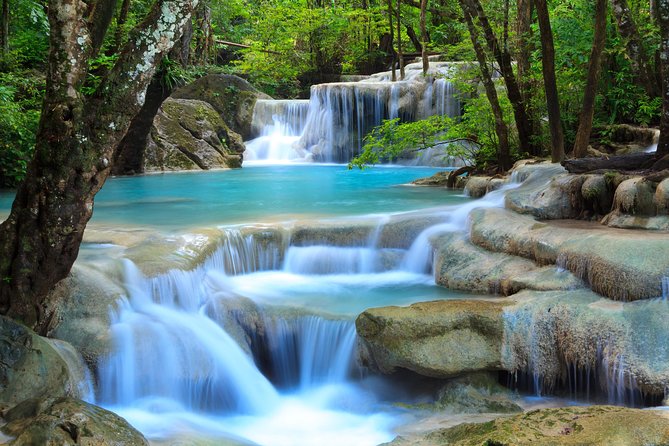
[420,0,429,75]
[0,0,8,54]
[465,0,537,157]
[459,1,512,171]
[112,0,131,53]
[534,0,565,162]
[396,0,405,79]
[610,0,660,98]
[658,0,669,156]
[572,0,607,158]
[0,0,199,330]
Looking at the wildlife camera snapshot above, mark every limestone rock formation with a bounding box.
[171,74,271,139]
[356,299,510,378]
[145,98,244,172]
[385,406,669,446]
[2,397,148,445]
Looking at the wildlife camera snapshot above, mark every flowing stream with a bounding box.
[88,169,519,445]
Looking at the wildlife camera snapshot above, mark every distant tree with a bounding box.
[0,0,199,330]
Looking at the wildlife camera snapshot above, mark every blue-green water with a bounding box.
[1,165,465,229]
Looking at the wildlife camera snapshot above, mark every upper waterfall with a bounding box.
[244,61,462,164]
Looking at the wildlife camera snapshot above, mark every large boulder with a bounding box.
[0,316,85,408]
[171,74,271,139]
[356,299,510,378]
[145,98,244,172]
[385,406,669,446]
[2,397,148,445]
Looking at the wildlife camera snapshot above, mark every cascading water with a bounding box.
[244,61,464,164]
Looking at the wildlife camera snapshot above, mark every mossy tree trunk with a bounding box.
[534,0,565,162]
[464,0,538,157]
[0,0,199,331]
[459,0,512,171]
[572,0,607,158]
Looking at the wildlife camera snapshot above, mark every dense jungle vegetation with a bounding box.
[0,0,666,187]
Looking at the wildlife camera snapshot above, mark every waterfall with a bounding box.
[401,182,520,273]
[257,316,357,390]
[245,61,463,164]
[662,276,668,300]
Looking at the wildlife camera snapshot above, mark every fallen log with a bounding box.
[562,153,657,173]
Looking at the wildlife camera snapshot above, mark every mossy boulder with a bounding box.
[432,373,522,414]
[2,397,148,445]
[356,299,511,378]
[464,176,493,198]
[385,406,669,446]
[145,98,244,172]
[0,316,80,408]
[171,74,271,139]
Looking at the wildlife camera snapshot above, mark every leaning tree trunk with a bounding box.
[465,0,537,157]
[396,0,405,79]
[610,0,660,98]
[420,0,429,75]
[387,0,396,81]
[460,1,512,171]
[0,0,199,331]
[534,0,565,162]
[658,0,669,157]
[572,0,607,158]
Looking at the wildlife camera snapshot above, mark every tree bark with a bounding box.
[0,0,8,54]
[534,0,565,162]
[396,0,405,79]
[420,0,429,75]
[387,0,396,81]
[572,0,607,158]
[610,0,660,98]
[658,0,669,156]
[459,1,512,171]
[112,0,131,53]
[562,153,657,173]
[465,0,537,157]
[0,0,199,330]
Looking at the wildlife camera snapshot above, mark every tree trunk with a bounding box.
[420,0,429,75]
[658,0,669,156]
[406,25,422,53]
[572,0,607,158]
[0,0,8,54]
[563,153,657,173]
[0,0,199,331]
[396,0,405,79]
[112,0,131,53]
[465,0,537,157]
[387,0,396,81]
[534,0,565,162]
[610,0,660,98]
[459,0,512,171]
[516,0,532,100]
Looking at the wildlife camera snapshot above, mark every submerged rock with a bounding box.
[2,397,148,445]
[356,299,510,378]
[385,405,669,446]
[145,98,244,172]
